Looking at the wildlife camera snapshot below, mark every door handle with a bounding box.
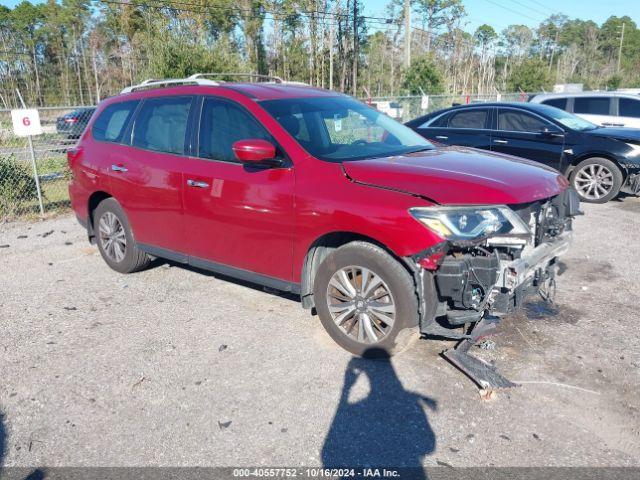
[111,164,128,172]
[435,135,449,140]
[187,179,210,188]
[493,139,508,144]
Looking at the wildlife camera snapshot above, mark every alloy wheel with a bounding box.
[98,211,127,262]
[573,164,614,200]
[325,266,396,344]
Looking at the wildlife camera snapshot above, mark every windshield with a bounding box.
[260,97,434,162]
[536,104,598,131]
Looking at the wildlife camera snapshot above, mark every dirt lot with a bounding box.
[1,196,639,468]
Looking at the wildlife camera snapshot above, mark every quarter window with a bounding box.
[541,98,567,110]
[422,112,450,128]
[92,100,139,143]
[199,98,273,162]
[448,109,488,129]
[497,110,548,132]
[619,98,640,118]
[132,97,193,154]
[573,97,610,115]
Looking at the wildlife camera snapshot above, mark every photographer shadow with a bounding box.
[321,348,437,479]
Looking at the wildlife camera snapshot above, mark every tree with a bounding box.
[401,55,444,94]
[507,58,552,92]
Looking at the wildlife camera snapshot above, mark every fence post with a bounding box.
[16,89,44,216]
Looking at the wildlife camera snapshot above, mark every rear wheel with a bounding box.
[313,241,420,357]
[94,198,151,273]
[570,157,623,203]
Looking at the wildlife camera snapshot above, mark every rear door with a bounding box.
[572,96,614,127]
[413,107,492,150]
[616,96,640,129]
[180,96,295,283]
[491,107,564,170]
[108,95,194,253]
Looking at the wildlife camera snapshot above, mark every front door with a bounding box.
[181,96,296,283]
[491,108,564,170]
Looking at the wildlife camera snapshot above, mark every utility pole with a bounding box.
[617,22,625,74]
[352,0,358,96]
[329,12,334,90]
[403,0,411,68]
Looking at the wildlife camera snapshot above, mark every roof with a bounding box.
[220,83,344,101]
[531,91,640,100]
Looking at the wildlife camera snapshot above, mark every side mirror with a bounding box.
[232,139,277,163]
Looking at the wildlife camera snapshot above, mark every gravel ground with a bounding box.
[0,196,639,468]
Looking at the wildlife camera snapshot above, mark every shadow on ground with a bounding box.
[322,348,437,478]
[0,410,5,468]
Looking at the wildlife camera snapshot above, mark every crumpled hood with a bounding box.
[342,146,568,205]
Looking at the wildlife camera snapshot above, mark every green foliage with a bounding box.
[402,56,445,95]
[606,75,623,90]
[507,58,552,92]
[0,155,38,217]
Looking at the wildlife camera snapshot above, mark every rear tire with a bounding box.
[313,241,420,357]
[93,198,151,273]
[570,157,623,203]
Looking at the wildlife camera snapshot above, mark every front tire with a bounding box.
[570,157,623,203]
[93,198,151,273]
[313,241,420,357]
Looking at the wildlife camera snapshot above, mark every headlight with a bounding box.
[409,205,530,241]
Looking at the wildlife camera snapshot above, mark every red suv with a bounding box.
[68,75,579,359]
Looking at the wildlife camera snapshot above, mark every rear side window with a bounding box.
[92,100,139,143]
[574,97,610,115]
[541,98,567,110]
[448,109,488,129]
[198,97,273,163]
[498,110,547,132]
[132,96,193,154]
[619,98,640,118]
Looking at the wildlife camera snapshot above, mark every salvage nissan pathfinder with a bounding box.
[68,74,580,375]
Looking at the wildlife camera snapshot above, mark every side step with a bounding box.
[442,316,518,390]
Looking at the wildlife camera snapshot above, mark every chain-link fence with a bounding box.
[0,92,536,222]
[0,106,95,221]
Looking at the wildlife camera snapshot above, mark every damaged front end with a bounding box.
[406,188,581,389]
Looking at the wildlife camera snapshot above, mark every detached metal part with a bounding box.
[442,316,518,390]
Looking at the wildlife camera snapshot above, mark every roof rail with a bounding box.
[121,77,219,94]
[188,73,284,83]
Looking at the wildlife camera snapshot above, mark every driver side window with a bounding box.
[498,110,551,133]
[198,97,274,163]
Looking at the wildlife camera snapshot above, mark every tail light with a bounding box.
[64,117,78,124]
[67,146,83,171]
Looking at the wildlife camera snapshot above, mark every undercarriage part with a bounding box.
[442,316,518,390]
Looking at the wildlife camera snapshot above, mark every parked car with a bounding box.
[67,75,579,363]
[529,92,640,129]
[406,102,640,203]
[56,107,96,138]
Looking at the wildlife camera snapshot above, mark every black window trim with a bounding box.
[91,99,141,145]
[423,106,492,130]
[494,106,564,135]
[192,94,292,167]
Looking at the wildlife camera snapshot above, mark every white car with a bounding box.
[529,92,640,129]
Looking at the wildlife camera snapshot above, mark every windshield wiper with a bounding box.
[405,146,434,154]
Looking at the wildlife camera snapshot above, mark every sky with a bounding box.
[0,0,638,34]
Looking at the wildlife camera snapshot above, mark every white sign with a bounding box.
[421,95,430,110]
[11,109,43,137]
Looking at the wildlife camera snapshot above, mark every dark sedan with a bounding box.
[56,107,96,139]
[406,102,640,203]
